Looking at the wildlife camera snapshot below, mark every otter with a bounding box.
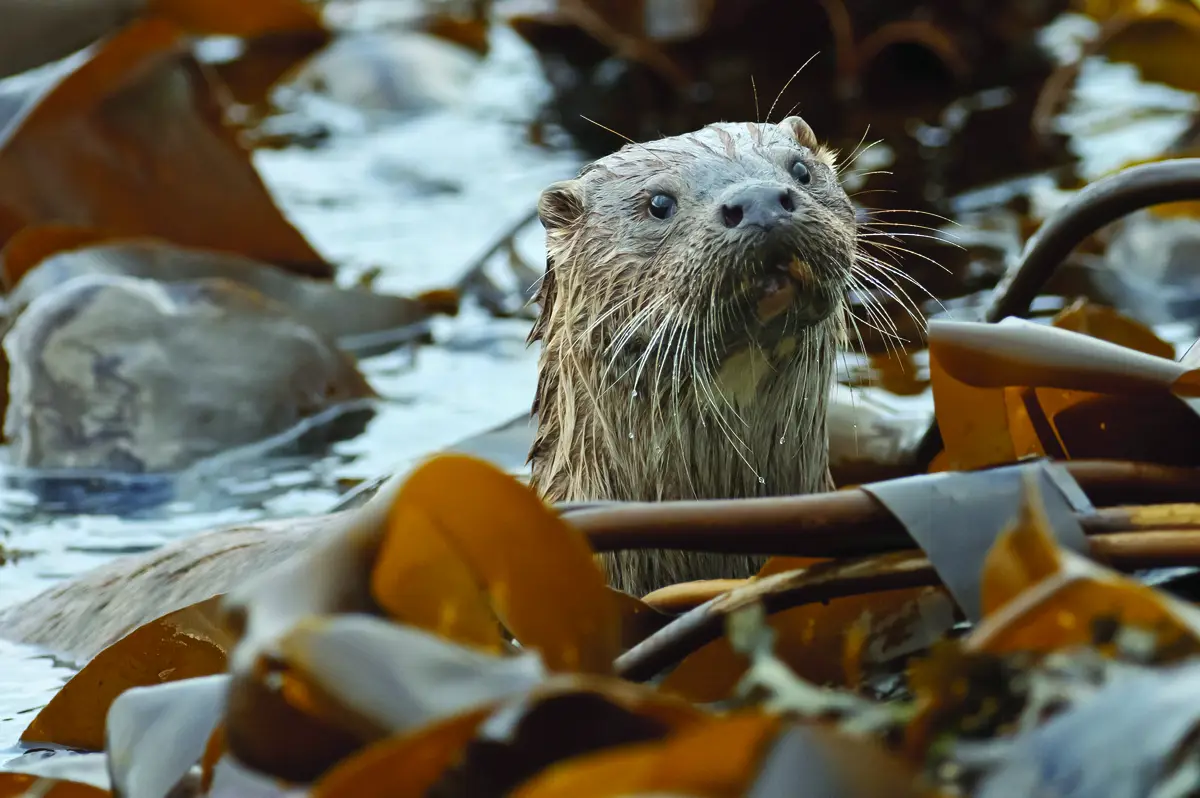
[527,116,855,597]
[0,117,855,663]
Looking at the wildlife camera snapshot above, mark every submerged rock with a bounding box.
[3,273,375,473]
[0,512,335,663]
[4,237,443,348]
[285,30,481,114]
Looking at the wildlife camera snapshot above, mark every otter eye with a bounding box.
[647,193,677,220]
[790,161,812,185]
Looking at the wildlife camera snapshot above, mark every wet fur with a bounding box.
[528,118,855,597]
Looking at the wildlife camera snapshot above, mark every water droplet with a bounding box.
[778,436,786,445]
[628,432,634,439]
[700,419,707,427]
[758,476,766,485]
[632,389,638,397]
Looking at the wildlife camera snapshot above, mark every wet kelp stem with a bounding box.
[915,158,1200,467]
[566,460,1200,558]
[986,159,1200,322]
[615,531,1200,682]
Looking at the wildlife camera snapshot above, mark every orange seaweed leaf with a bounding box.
[309,707,496,798]
[22,596,229,751]
[371,454,621,674]
[970,476,1200,657]
[0,774,107,797]
[510,713,782,798]
[0,18,330,278]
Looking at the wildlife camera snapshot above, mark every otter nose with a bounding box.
[720,185,796,230]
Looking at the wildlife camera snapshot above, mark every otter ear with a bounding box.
[538,180,584,231]
[779,115,819,150]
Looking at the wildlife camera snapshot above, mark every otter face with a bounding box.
[536,116,854,370]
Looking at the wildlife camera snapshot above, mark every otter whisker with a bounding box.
[836,329,865,459]
[700,287,732,399]
[849,189,900,200]
[693,295,753,434]
[840,123,878,165]
[583,297,637,338]
[849,271,921,352]
[652,308,690,417]
[854,252,936,302]
[704,339,752,430]
[839,125,874,168]
[781,332,804,442]
[858,207,962,227]
[691,325,730,427]
[666,314,689,418]
[842,292,880,357]
[846,300,908,372]
[853,251,931,318]
[837,137,884,177]
[668,316,699,498]
[752,75,761,123]
[860,237,953,275]
[765,52,820,123]
[855,251,948,311]
[858,229,964,252]
[603,291,669,355]
[695,360,759,473]
[848,266,907,326]
[845,303,905,345]
[781,323,816,447]
[600,294,673,388]
[846,272,910,356]
[857,220,960,240]
[622,229,697,420]
[579,115,667,164]
[857,234,944,271]
[850,314,905,370]
[628,309,677,425]
[851,259,927,328]
[603,327,665,391]
[857,217,944,229]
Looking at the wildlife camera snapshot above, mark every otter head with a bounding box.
[529,116,852,523]
[535,117,854,361]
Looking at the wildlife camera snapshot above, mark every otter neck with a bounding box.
[529,315,840,504]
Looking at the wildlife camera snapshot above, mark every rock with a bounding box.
[285,31,481,114]
[5,237,442,349]
[0,513,339,663]
[3,273,375,472]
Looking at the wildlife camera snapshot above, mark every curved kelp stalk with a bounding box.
[915,158,1200,467]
